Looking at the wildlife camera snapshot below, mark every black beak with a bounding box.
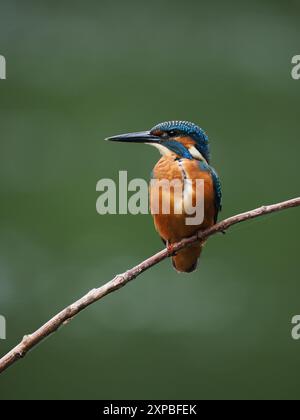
[105,130,160,144]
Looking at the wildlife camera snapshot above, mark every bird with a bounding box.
[106,120,222,273]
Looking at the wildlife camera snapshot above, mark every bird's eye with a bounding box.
[168,130,180,137]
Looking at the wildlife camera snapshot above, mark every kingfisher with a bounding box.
[106,120,222,273]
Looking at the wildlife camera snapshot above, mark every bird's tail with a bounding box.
[172,242,203,273]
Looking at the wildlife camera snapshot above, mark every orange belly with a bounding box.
[149,156,216,272]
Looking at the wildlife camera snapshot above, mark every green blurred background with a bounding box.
[0,0,299,400]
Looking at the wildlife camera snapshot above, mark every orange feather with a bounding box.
[150,155,216,272]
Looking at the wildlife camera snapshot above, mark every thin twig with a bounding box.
[0,197,299,374]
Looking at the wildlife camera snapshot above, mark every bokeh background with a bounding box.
[0,0,299,400]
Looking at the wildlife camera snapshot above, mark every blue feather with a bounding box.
[199,161,222,222]
[163,140,193,159]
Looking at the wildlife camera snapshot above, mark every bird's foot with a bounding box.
[166,241,177,256]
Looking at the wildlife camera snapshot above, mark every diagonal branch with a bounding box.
[0,196,299,374]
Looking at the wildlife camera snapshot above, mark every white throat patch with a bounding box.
[147,143,173,156]
[148,142,208,163]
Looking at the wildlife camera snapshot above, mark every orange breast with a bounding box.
[150,156,216,243]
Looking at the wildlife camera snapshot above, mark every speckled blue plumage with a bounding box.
[199,160,222,221]
[151,120,210,163]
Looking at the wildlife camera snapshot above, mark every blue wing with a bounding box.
[209,165,222,222]
[198,161,222,223]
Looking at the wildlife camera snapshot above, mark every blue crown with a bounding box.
[151,120,210,162]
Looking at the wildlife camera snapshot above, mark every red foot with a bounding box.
[167,243,174,255]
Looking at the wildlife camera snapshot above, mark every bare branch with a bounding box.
[0,196,299,374]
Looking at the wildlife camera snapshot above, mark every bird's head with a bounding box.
[106,120,210,163]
